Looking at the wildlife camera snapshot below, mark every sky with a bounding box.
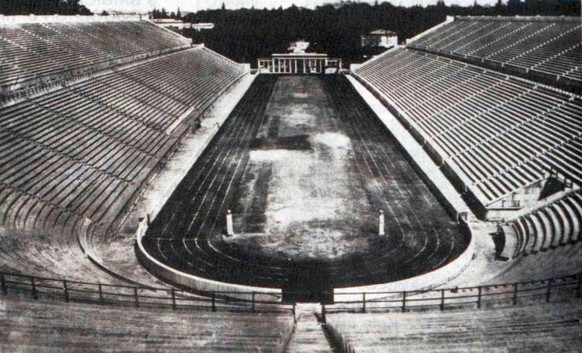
[81,0,500,14]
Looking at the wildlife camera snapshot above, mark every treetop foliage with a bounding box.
[0,0,92,15]
[179,0,579,67]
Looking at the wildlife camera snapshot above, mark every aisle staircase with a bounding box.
[286,304,336,353]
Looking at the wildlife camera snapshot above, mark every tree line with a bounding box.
[179,0,580,67]
[0,0,91,15]
[1,0,578,67]
[151,8,182,20]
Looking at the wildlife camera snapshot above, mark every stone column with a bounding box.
[226,209,234,236]
[379,210,385,236]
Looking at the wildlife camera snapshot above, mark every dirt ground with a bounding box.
[229,76,376,261]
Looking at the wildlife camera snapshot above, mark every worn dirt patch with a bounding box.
[228,76,374,261]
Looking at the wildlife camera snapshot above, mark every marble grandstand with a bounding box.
[0,13,581,353]
[407,16,582,92]
[0,16,249,283]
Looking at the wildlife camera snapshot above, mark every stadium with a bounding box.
[0,0,581,352]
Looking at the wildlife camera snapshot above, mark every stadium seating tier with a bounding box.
[408,17,582,92]
[354,47,582,211]
[0,20,191,95]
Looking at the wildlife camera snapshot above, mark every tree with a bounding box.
[101,10,109,16]
[163,1,579,68]
[0,0,92,15]
[507,0,523,14]
[221,2,226,11]
[69,0,79,14]
[176,7,181,19]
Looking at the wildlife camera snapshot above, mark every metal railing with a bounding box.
[0,271,295,316]
[2,270,580,321]
[322,273,582,320]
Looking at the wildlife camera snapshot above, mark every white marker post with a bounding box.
[226,209,234,236]
[379,210,385,236]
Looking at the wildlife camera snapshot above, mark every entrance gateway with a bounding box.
[258,53,342,74]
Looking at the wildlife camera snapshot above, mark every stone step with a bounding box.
[286,305,335,353]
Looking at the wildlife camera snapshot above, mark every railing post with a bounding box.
[577,274,581,298]
[293,303,297,323]
[171,288,176,310]
[546,279,552,303]
[98,283,103,304]
[63,280,69,302]
[134,287,139,308]
[251,292,255,312]
[211,292,216,312]
[30,276,37,300]
[321,303,327,324]
[362,293,366,313]
[0,273,6,295]
[402,291,406,312]
[513,283,518,305]
[440,289,445,311]
[477,286,482,309]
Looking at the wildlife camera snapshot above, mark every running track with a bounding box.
[142,75,470,293]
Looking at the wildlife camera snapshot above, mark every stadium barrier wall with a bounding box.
[348,70,493,219]
[78,70,270,301]
[135,232,282,301]
[73,53,251,285]
[347,72,472,221]
[333,218,474,301]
